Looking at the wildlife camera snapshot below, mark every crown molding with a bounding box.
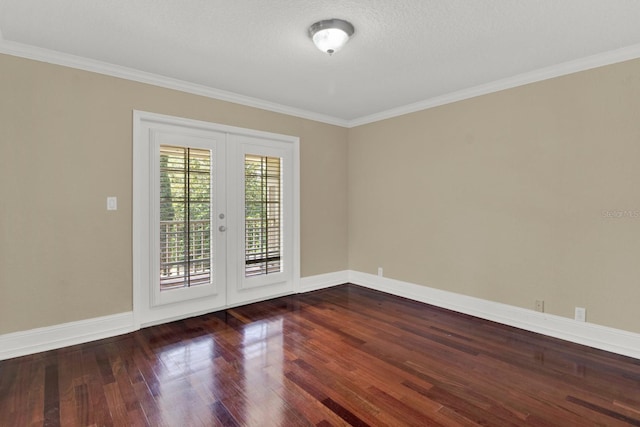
[2,39,640,129]
[348,43,640,127]
[0,40,350,128]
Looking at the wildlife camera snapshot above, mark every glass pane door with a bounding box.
[150,130,226,310]
[133,111,298,327]
[226,135,295,306]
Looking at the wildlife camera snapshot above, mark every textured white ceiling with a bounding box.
[2,0,640,125]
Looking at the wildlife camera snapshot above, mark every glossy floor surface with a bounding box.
[1,284,639,426]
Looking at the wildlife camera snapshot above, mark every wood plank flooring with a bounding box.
[1,284,639,426]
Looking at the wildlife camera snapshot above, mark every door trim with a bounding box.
[133,110,300,328]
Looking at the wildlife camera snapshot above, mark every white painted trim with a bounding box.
[0,40,349,128]
[292,141,301,296]
[349,43,640,127]
[299,270,350,293]
[0,312,135,361]
[3,40,640,128]
[348,271,640,360]
[134,110,301,143]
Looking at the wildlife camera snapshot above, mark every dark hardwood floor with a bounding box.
[1,284,639,426]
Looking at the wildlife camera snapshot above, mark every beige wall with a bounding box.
[348,58,640,334]
[3,51,640,337]
[0,54,349,334]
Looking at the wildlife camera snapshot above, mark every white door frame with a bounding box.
[132,110,300,328]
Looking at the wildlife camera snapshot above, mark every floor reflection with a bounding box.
[154,336,216,425]
[240,318,285,426]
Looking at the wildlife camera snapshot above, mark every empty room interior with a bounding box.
[1,1,640,426]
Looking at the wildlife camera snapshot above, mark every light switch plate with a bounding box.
[107,196,117,211]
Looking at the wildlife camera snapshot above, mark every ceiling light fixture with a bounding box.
[308,19,355,55]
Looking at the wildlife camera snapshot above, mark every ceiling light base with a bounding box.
[308,19,355,55]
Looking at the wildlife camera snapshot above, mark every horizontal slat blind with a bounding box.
[245,154,282,277]
[160,145,212,290]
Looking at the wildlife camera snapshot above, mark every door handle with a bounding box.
[219,225,227,232]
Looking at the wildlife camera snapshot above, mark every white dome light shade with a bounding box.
[308,19,355,55]
[312,28,350,54]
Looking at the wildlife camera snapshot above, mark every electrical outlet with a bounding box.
[575,307,586,322]
[535,300,544,312]
[377,267,383,277]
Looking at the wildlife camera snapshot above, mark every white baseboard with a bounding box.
[3,271,638,361]
[0,312,135,361]
[0,271,348,361]
[299,270,349,293]
[348,270,640,360]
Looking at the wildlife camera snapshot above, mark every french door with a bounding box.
[226,134,295,307]
[133,111,299,327]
